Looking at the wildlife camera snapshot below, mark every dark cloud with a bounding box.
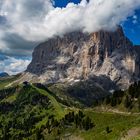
[1,33,38,56]
[0,0,53,57]
[19,0,50,20]
[0,16,7,24]
[0,54,8,61]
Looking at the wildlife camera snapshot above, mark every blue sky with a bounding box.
[0,0,140,74]
[123,9,140,45]
[54,0,81,7]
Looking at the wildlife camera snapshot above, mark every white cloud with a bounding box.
[133,15,138,19]
[1,0,140,42]
[0,11,7,16]
[0,56,31,75]
[133,15,138,24]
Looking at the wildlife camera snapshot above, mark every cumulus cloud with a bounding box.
[0,56,30,75]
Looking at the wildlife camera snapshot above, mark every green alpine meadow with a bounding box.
[0,75,140,140]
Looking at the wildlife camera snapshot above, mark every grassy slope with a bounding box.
[36,87,66,119]
[0,74,21,89]
[0,84,67,139]
[92,83,140,113]
[80,111,140,140]
[0,82,140,139]
[42,110,140,140]
[43,83,140,140]
[48,82,109,107]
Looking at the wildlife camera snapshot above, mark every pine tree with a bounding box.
[111,98,117,107]
[35,129,42,140]
[138,97,140,111]
[124,95,132,108]
[106,126,112,133]
[78,110,84,118]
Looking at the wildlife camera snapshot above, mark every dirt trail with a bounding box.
[92,106,140,115]
[121,127,140,140]
[62,135,84,140]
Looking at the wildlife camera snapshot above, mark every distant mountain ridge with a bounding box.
[0,72,9,77]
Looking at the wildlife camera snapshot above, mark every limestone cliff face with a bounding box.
[134,45,140,76]
[25,26,139,90]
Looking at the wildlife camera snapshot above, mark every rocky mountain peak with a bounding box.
[22,26,140,90]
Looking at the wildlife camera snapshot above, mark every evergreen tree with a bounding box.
[124,95,132,108]
[138,97,140,111]
[105,96,111,105]
[128,85,135,98]
[106,126,112,133]
[78,110,85,118]
[111,98,117,107]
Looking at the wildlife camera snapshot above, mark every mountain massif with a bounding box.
[17,26,140,91]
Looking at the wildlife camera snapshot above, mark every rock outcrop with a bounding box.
[23,26,140,90]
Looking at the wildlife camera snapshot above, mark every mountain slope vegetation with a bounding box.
[0,74,21,89]
[0,80,140,140]
[93,81,140,113]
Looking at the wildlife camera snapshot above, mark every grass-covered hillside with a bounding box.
[48,81,109,107]
[0,74,21,89]
[0,83,95,140]
[0,79,140,139]
[93,81,140,113]
[0,83,67,139]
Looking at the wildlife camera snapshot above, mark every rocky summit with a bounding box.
[20,26,140,91]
